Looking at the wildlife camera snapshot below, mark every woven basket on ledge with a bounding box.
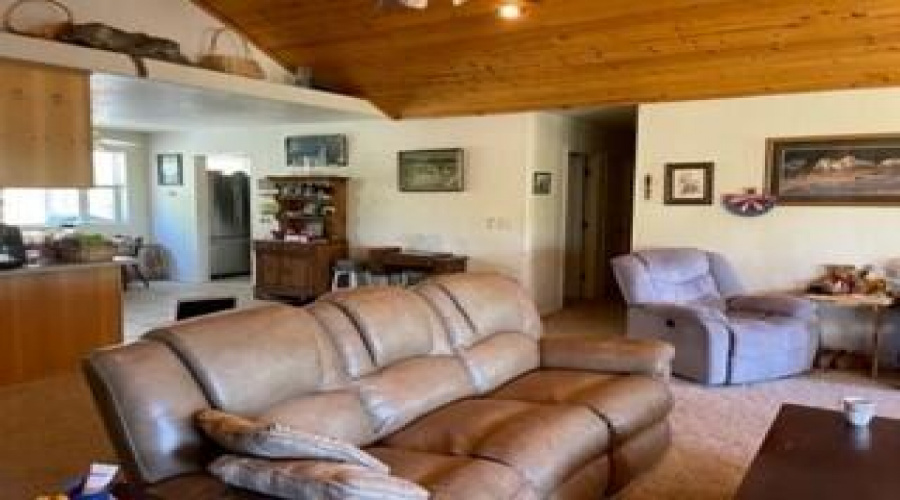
[198,27,265,80]
[3,0,73,39]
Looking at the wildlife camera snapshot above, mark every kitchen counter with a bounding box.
[0,260,121,278]
[0,261,122,386]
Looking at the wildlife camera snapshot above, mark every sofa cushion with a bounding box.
[458,332,540,393]
[427,273,542,343]
[209,456,429,500]
[259,390,377,446]
[323,287,451,367]
[195,410,388,472]
[358,356,475,437]
[488,370,672,443]
[146,305,338,415]
[306,301,376,378]
[368,447,537,500]
[381,399,609,494]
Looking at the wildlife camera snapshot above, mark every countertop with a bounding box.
[0,260,121,278]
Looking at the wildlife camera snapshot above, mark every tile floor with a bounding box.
[123,278,258,340]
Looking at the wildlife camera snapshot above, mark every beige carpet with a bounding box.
[623,372,900,500]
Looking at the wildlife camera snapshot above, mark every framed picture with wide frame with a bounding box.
[398,148,465,192]
[766,134,900,206]
[664,162,714,205]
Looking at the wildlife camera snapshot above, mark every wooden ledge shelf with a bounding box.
[0,32,387,125]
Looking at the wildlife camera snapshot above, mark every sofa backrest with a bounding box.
[84,273,542,485]
[416,273,542,393]
[612,248,745,306]
[317,286,476,437]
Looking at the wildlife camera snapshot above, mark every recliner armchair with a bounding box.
[612,248,818,385]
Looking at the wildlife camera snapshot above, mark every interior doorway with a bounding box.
[563,111,637,304]
[564,152,599,303]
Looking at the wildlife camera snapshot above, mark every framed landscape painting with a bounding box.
[398,149,465,192]
[766,134,900,205]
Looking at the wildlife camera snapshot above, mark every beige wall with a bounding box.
[152,114,533,285]
[152,112,592,313]
[525,113,597,313]
[634,87,900,358]
[636,87,900,291]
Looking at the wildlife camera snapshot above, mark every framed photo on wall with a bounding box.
[533,172,552,195]
[398,148,465,192]
[766,134,900,205]
[285,134,348,168]
[157,154,183,186]
[664,162,714,205]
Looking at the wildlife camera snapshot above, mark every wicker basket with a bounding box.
[3,0,73,39]
[198,28,265,80]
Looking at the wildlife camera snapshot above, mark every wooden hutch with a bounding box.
[254,175,348,302]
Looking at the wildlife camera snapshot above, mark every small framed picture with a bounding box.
[157,154,183,186]
[664,162,714,205]
[533,172,552,195]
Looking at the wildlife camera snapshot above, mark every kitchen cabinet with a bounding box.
[0,58,92,187]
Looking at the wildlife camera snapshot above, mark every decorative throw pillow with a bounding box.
[210,455,430,500]
[195,409,388,472]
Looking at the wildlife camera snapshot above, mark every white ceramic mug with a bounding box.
[842,397,876,427]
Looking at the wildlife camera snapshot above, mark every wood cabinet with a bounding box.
[0,58,92,188]
[254,175,349,302]
[254,240,348,301]
[0,263,122,386]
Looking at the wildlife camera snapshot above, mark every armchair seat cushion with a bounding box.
[381,398,609,494]
[727,313,817,384]
[367,447,537,500]
[488,370,672,443]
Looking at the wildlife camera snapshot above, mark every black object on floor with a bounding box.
[175,297,237,321]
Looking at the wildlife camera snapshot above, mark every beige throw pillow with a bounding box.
[210,455,430,500]
[195,409,388,472]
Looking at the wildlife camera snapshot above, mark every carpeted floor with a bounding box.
[2,300,900,498]
[623,371,900,500]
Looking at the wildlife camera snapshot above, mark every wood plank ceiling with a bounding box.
[192,0,900,118]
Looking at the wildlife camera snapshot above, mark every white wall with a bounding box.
[151,114,533,284]
[525,113,596,313]
[151,154,209,282]
[634,87,900,358]
[0,0,290,83]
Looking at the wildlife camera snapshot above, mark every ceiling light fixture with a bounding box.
[497,3,524,20]
[388,0,468,9]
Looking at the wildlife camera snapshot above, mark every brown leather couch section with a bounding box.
[85,273,673,499]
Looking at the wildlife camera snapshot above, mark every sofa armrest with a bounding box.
[728,294,817,320]
[540,336,675,380]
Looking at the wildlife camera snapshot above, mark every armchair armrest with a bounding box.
[541,336,675,380]
[728,294,817,320]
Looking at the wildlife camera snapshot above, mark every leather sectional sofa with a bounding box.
[85,273,674,499]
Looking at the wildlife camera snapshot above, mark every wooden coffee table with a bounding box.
[735,404,900,499]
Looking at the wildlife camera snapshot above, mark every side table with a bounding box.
[806,293,895,379]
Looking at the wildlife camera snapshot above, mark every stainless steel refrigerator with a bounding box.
[208,171,251,278]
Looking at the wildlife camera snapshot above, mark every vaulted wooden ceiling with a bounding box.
[192,0,900,118]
